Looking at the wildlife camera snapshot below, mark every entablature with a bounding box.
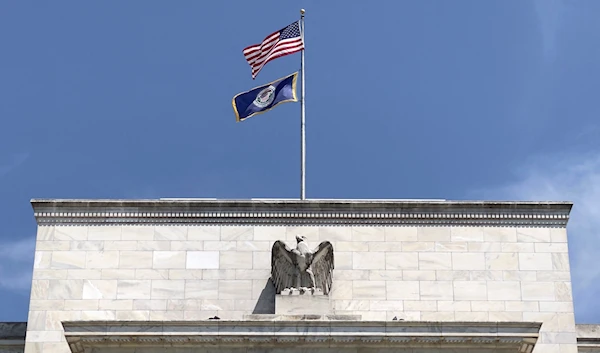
[62,319,542,353]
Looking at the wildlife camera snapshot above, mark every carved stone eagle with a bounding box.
[271,235,334,294]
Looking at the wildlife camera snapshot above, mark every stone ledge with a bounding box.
[30,198,573,226]
[275,292,331,315]
[62,320,542,353]
[243,314,361,321]
[577,324,600,351]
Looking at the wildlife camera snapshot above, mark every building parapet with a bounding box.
[31,199,573,227]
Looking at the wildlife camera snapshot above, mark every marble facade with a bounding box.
[7,198,600,352]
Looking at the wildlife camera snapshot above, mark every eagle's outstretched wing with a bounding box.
[271,240,296,294]
[311,241,334,294]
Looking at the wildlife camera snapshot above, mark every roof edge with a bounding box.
[30,198,574,210]
[30,198,573,227]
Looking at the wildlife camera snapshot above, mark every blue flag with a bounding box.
[232,72,298,122]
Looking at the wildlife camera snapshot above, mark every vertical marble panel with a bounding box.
[352,281,386,299]
[188,226,221,240]
[26,311,46,331]
[522,282,556,301]
[154,226,187,241]
[417,227,451,241]
[452,253,484,270]
[319,227,352,241]
[252,251,271,269]
[86,251,119,269]
[53,226,87,240]
[88,226,121,240]
[420,281,453,300]
[36,226,54,241]
[116,280,151,299]
[121,225,154,240]
[82,280,117,300]
[386,281,419,300]
[119,251,153,269]
[151,280,185,299]
[47,280,83,300]
[353,252,385,269]
[418,253,451,270]
[219,280,252,299]
[485,253,519,270]
[51,252,86,269]
[30,280,49,300]
[221,226,253,241]
[517,227,551,243]
[152,251,186,268]
[220,251,253,269]
[450,226,483,242]
[385,252,418,270]
[519,253,553,271]
[487,281,521,301]
[185,280,219,299]
[352,226,384,241]
[385,227,418,241]
[453,281,487,300]
[34,251,52,269]
[186,251,219,269]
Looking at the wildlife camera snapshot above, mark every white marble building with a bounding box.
[2,198,600,353]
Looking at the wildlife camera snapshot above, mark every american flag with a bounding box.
[243,21,304,79]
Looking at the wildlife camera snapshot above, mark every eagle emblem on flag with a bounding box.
[254,86,276,108]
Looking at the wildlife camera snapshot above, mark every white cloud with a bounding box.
[471,151,600,322]
[0,237,35,292]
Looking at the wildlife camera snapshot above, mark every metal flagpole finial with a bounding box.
[300,9,305,16]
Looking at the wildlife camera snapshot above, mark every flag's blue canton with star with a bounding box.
[280,21,301,40]
[232,72,298,122]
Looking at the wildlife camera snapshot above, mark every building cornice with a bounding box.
[62,320,541,353]
[577,324,600,351]
[30,198,573,226]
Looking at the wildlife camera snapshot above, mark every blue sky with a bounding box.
[1,0,599,322]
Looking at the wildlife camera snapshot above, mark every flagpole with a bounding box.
[300,8,306,200]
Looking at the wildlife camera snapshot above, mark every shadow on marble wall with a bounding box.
[253,280,276,314]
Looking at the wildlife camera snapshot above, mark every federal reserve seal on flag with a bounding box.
[253,86,276,108]
[232,72,298,122]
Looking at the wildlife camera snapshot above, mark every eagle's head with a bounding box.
[295,235,307,243]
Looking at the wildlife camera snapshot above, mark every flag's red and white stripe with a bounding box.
[243,22,304,79]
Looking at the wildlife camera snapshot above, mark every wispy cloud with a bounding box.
[0,237,35,292]
[0,152,30,179]
[533,0,566,62]
[470,151,600,322]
